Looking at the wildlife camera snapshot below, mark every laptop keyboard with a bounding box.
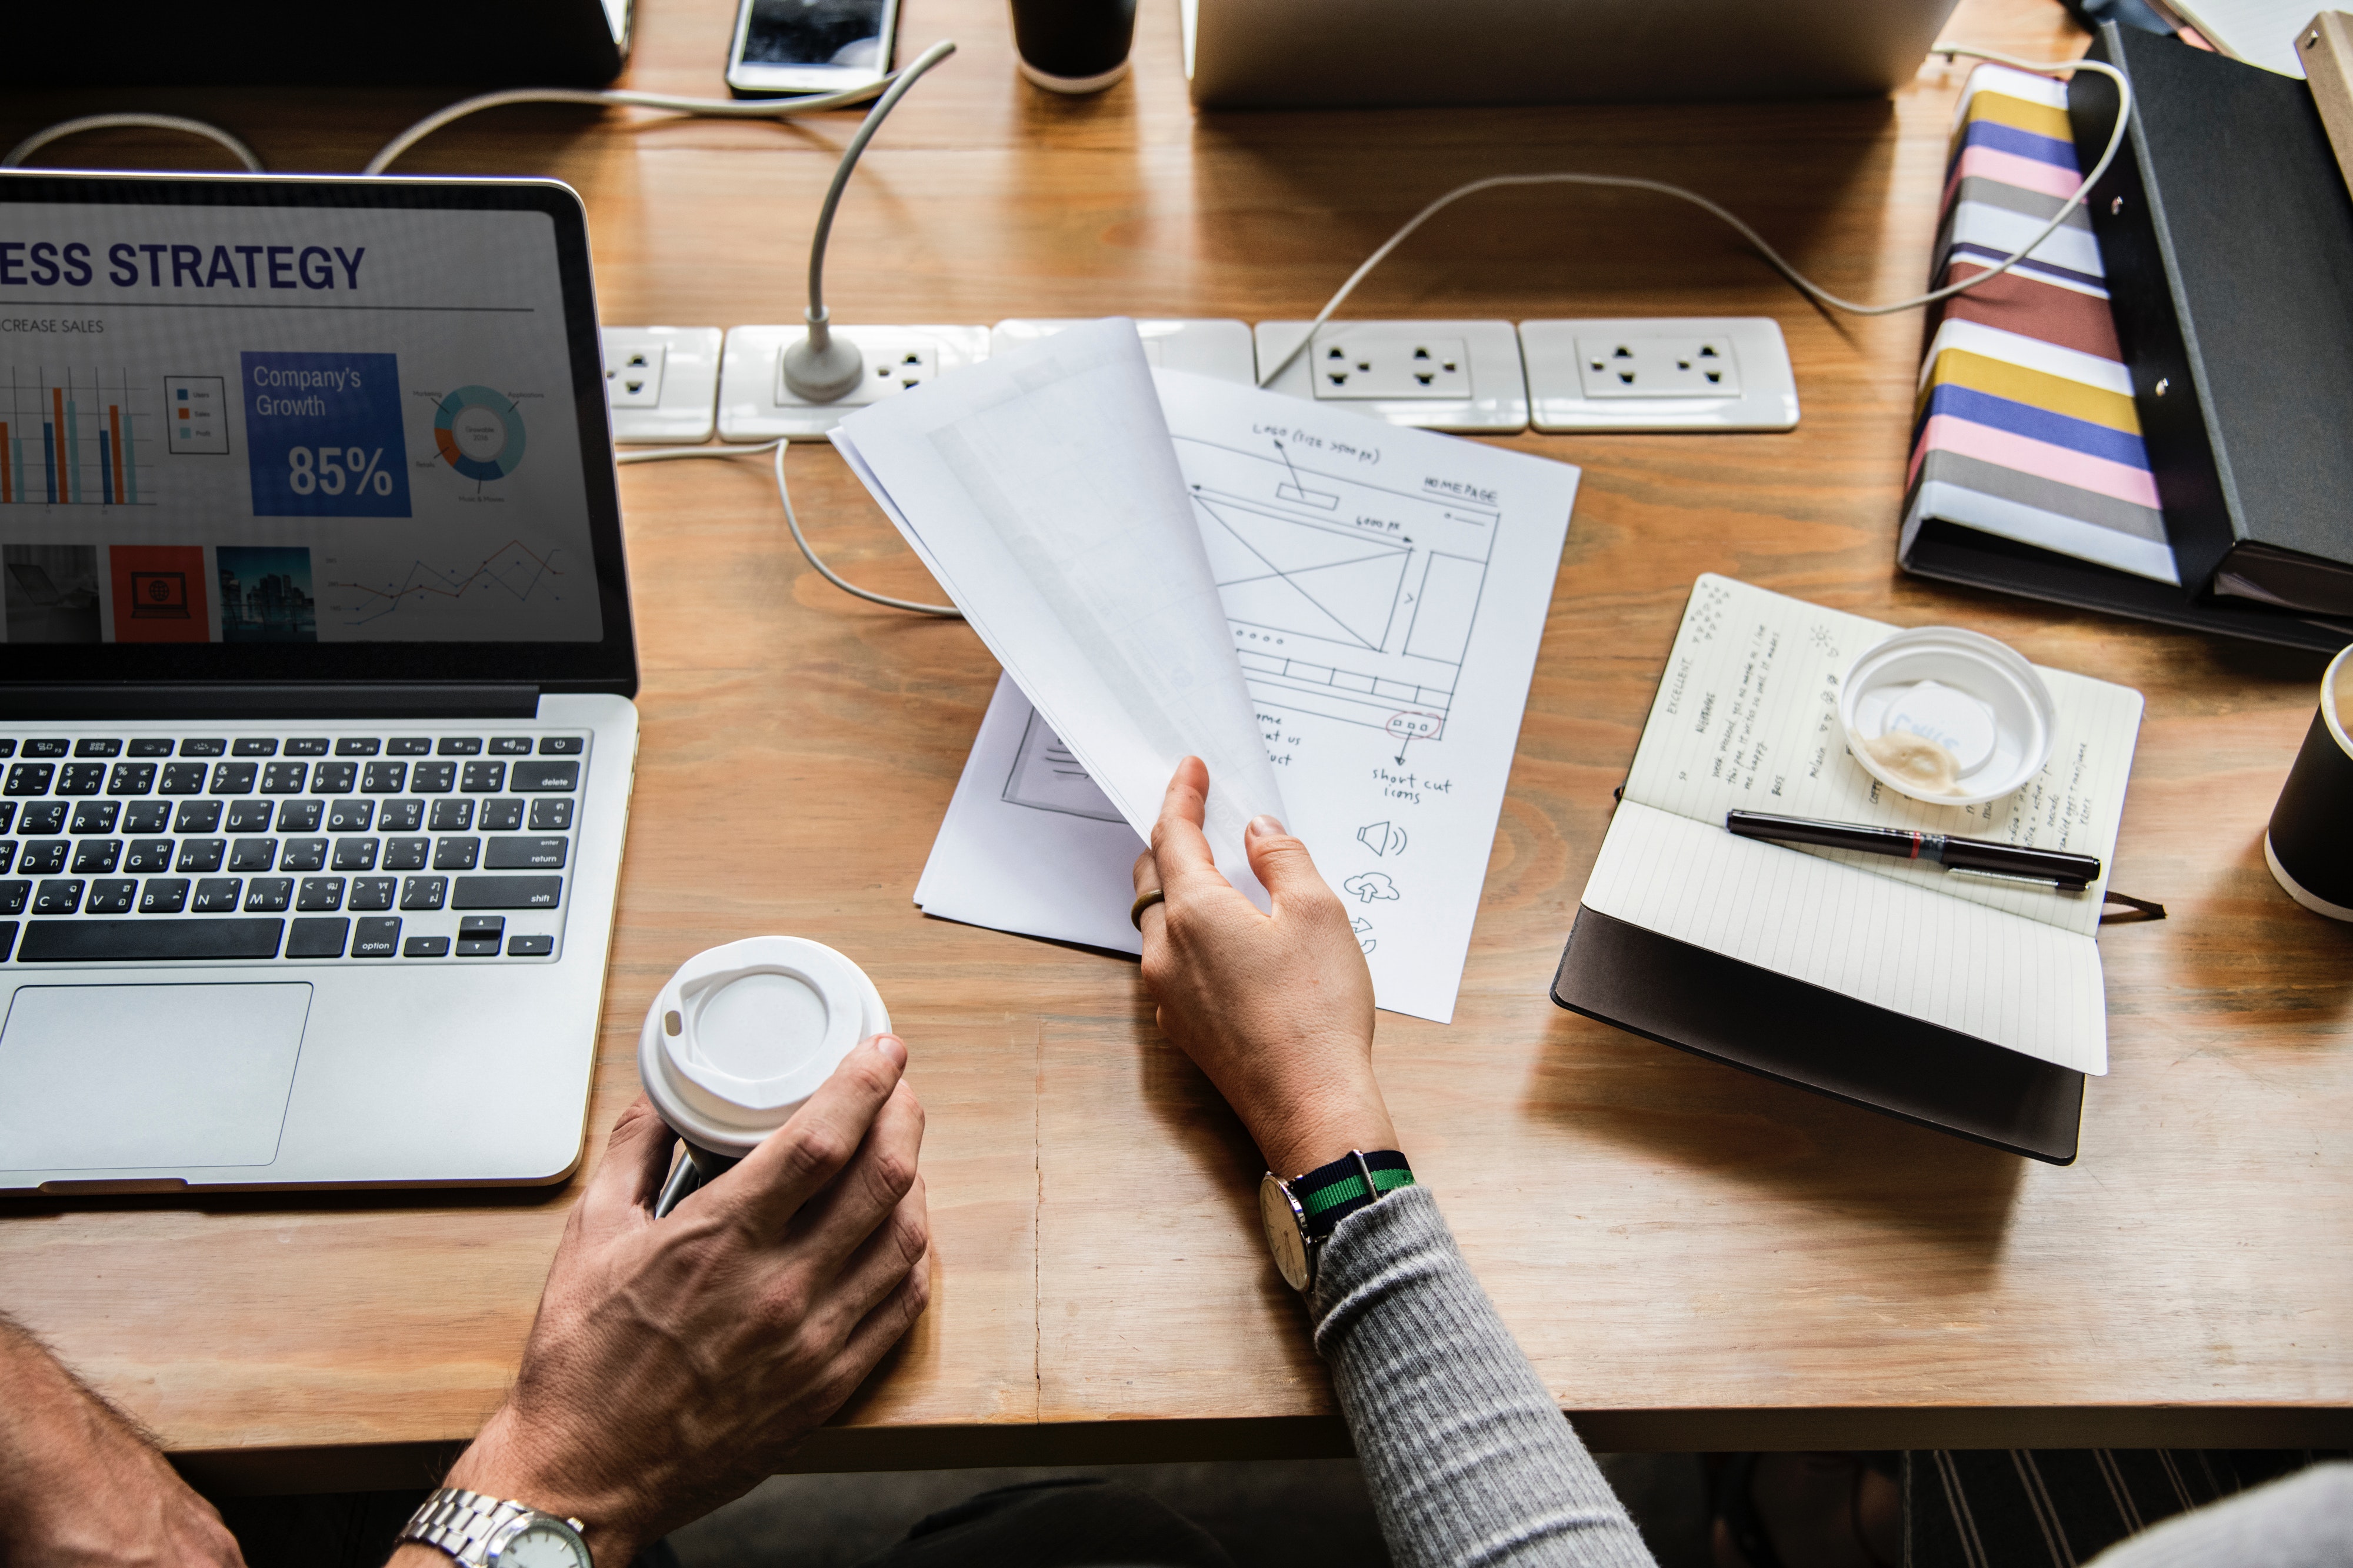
[0,729,587,966]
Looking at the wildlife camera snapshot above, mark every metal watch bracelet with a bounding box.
[399,1487,586,1567]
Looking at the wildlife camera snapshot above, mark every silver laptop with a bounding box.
[1182,0,1964,108]
[0,172,637,1193]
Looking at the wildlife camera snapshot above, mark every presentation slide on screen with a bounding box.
[0,201,602,645]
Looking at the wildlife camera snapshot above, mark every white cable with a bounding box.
[3,114,264,172]
[362,61,939,176]
[1258,45,2132,388]
[613,438,961,618]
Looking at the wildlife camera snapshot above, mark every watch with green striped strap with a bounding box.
[1258,1149,1414,1293]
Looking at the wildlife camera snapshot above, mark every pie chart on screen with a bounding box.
[433,385,526,482]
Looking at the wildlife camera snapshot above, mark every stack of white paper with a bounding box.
[837,320,1581,1023]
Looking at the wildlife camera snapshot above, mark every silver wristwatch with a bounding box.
[399,1487,593,1568]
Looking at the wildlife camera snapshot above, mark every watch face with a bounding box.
[1259,1172,1312,1293]
[498,1522,592,1568]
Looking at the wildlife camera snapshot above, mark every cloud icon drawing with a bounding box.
[1343,872,1401,905]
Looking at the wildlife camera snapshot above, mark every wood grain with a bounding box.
[1,0,2347,1484]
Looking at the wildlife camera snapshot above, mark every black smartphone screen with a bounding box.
[739,0,889,68]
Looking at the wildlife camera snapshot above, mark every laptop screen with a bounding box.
[0,174,634,695]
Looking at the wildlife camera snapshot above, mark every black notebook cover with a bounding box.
[1551,905,2087,1164]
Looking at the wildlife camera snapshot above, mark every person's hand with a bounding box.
[0,1316,246,1568]
[395,1036,931,1567]
[1132,756,1397,1177]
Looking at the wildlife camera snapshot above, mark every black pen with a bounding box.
[1724,809,2102,890]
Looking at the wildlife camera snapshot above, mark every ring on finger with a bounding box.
[1129,887,1165,930]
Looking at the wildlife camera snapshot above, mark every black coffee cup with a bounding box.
[1009,0,1137,94]
[2265,645,2353,920]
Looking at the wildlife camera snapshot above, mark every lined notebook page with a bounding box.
[1582,803,2109,1073]
[1621,575,2145,939]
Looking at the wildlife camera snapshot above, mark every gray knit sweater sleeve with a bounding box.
[1308,1185,1656,1568]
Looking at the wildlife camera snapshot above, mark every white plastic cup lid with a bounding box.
[638,936,891,1158]
[1838,626,2057,808]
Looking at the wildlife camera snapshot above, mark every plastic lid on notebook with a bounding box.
[1838,626,2055,808]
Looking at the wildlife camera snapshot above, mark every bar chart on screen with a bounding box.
[0,368,158,507]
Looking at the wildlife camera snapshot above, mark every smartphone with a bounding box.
[725,0,900,96]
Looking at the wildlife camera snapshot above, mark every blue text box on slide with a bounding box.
[242,351,412,517]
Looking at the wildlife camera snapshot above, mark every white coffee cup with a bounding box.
[639,937,891,1186]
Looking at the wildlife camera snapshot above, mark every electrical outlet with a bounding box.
[601,326,724,444]
[991,318,1257,383]
[1518,317,1797,432]
[717,325,989,441]
[1254,321,1527,433]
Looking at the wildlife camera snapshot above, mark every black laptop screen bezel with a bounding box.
[0,171,636,696]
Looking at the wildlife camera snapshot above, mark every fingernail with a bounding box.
[1249,814,1285,838]
[872,1034,907,1067]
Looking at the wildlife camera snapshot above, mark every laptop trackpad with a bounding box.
[0,984,311,1172]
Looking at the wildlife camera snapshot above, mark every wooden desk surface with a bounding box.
[3,0,2348,1490]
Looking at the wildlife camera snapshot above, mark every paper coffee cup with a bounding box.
[638,936,891,1160]
[2265,645,2353,922]
[1839,626,2057,808]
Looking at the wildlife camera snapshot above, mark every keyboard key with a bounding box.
[456,937,502,956]
[452,875,561,910]
[179,739,226,757]
[158,762,208,795]
[174,800,224,834]
[107,762,156,796]
[400,876,448,911]
[232,738,279,756]
[506,934,556,957]
[74,738,122,758]
[123,839,176,873]
[57,763,105,795]
[127,738,175,757]
[285,738,329,756]
[428,799,474,832]
[18,918,284,962]
[71,840,122,874]
[0,803,14,833]
[433,837,481,871]
[85,878,136,915]
[279,800,325,833]
[486,836,568,869]
[19,841,68,875]
[287,916,349,958]
[490,736,534,755]
[20,802,66,835]
[124,800,172,834]
[0,741,11,758]
[382,838,430,872]
[260,761,309,793]
[0,843,13,875]
[244,877,294,912]
[226,799,274,833]
[459,915,506,936]
[336,738,382,756]
[34,878,85,914]
[411,761,456,794]
[23,740,68,758]
[404,935,451,958]
[361,760,407,793]
[6,763,55,795]
[229,838,278,872]
[388,737,432,756]
[176,839,226,873]
[379,799,425,833]
[69,800,120,834]
[352,916,402,957]
[296,878,346,912]
[280,838,329,872]
[332,838,379,872]
[438,737,484,755]
[511,761,577,793]
[140,878,191,913]
[0,881,25,915]
[461,760,506,793]
[192,878,242,913]
[484,799,527,832]
[0,920,12,959]
[210,762,259,795]
[348,876,397,912]
[538,736,585,755]
[314,761,358,795]
[326,799,375,833]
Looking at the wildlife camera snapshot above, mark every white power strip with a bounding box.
[716,324,991,442]
[1252,319,1529,434]
[990,318,1258,383]
[602,327,724,444]
[1518,318,1798,432]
